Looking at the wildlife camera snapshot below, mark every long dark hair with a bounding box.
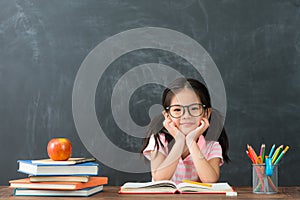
[141,77,230,163]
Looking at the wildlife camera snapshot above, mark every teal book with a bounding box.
[13,185,103,197]
[17,160,99,176]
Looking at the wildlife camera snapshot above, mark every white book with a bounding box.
[14,185,103,197]
[17,159,99,176]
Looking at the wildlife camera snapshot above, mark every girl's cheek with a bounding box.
[172,119,180,128]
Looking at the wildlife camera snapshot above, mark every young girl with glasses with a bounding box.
[141,77,229,184]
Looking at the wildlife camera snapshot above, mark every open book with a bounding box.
[119,180,236,195]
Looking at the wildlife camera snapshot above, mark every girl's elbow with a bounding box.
[205,178,219,183]
[152,177,162,182]
[201,175,219,183]
[152,172,171,181]
[152,175,165,181]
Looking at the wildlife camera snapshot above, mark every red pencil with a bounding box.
[247,144,258,164]
[246,150,255,163]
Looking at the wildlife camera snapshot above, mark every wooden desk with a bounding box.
[1,186,299,199]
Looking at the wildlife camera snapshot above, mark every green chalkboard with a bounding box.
[0,0,299,186]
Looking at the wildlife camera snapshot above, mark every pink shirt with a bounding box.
[143,133,223,184]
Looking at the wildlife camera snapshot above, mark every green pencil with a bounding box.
[260,144,265,163]
[273,146,289,165]
[272,145,283,164]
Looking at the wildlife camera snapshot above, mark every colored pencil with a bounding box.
[246,150,255,163]
[272,145,283,164]
[273,146,289,165]
[268,144,275,157]
[182,180,212,187]
[260,144,266,163]
[247,144,258,164]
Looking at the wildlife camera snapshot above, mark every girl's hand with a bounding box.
[163,118,185,142]
[186,118,210,148]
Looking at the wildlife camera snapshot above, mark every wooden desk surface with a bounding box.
[0,186,299,199]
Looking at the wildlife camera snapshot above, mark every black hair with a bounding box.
[141,77,230,163]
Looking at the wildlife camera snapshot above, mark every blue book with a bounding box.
[17,160,99,176]
[14,185,103,197]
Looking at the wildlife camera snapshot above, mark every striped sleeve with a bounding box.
[206,141,224,166]
[143,134,168,160]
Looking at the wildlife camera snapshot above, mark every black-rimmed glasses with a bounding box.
[165,103,206,118]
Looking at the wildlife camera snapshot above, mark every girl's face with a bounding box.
[164,88,210,135]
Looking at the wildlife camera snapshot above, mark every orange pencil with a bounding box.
[247,144,258,164]
[246,150,255,163]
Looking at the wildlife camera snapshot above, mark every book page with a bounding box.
[121,180,177,189]
[177,183,211,192]
[32,158,85,165]
[177,182,233,192]
[211,183,233,191]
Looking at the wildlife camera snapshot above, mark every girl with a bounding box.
[141,77,229,184]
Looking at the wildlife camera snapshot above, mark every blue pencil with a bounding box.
[268,144,276,157]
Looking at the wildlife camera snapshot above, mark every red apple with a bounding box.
[47,138,72,161]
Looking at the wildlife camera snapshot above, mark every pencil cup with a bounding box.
[252,164,278,194]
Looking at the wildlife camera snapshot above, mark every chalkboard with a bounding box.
[0,0,300,186]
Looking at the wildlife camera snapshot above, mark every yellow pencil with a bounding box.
[272,145,283,164]
[274,146,289,165]
[182,180,212,188]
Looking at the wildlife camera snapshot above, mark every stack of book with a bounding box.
[9,158,108,197]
